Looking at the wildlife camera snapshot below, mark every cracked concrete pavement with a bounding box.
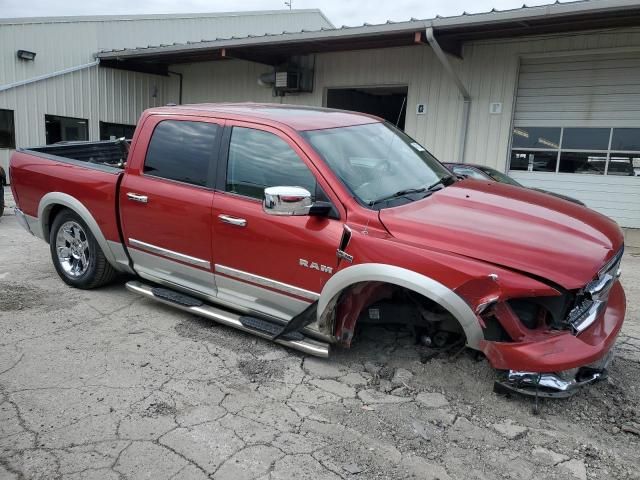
[1,190,640,480]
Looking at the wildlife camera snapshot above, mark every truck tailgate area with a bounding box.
[10,148,123,244]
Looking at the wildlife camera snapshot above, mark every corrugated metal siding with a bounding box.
[509,50,640,228]
[0,67,170,177]
[515,53,640,126]
[0,22,99,87]
[0,10,332,176]
[511,172,640,228]
[177,46,465,163]
[462,27,640,171]
[0,11,332,84]
[94,12,332,52]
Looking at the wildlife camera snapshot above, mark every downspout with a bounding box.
[168,70,183,105]
[0,59,100,93]
[425,27,471,163]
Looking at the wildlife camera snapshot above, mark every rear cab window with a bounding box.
[144,120,220,187]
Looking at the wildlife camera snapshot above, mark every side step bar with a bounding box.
[125,280,330,358]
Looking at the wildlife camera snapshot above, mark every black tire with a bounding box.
[49,209,117,289]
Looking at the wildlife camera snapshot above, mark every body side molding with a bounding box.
[215,264,320,302]
[129,238,211,269]
[317,263,483,349]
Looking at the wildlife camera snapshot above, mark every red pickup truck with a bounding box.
[10,103,626,397]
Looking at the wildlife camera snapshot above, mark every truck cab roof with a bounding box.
[145,103,381,131]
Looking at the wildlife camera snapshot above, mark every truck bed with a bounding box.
[27,139,129,171]
[10,140,127,244]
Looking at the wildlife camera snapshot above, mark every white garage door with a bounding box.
[508,53,640,229]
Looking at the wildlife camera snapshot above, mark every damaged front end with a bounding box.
[473,249,625,398]
[494,348,615,399]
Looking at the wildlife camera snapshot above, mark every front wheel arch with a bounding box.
[317,264,484,349]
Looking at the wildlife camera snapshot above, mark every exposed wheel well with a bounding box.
[320,281,467,348]
[42,204,69,243]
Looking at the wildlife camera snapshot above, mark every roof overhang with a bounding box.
[96,0,640,73]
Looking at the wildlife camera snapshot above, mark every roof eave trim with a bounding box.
[95,0,640,61]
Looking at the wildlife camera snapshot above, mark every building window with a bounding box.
[100,122,136,141]
[510,127,640,177]
[144,120,219,187]
[0,109,16,149]
[45,115,89,144]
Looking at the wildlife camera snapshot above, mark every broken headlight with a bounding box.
[566,247,623,334]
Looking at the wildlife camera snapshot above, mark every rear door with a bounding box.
[211,121,345,321]
[119,115,223,298]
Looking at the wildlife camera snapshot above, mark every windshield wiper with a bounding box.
[368,187,428,206]
[427,175,456,192]
[368,175,456,207]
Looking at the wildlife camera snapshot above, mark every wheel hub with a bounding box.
[55,221,91,278]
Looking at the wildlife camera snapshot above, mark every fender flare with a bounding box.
[317,263,483,349]
[38,192,119,269]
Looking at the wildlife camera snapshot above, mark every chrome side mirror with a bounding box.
[263,186,313,216]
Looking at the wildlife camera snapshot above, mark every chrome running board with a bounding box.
[125,280,330,358]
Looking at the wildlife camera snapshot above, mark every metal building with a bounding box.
[2,2,640,231]
[0,9,333,176]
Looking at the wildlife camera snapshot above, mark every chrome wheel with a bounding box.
[55,221,91,278]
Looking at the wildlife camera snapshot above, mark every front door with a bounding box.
[212,122,344,320]
[119,116,223,299]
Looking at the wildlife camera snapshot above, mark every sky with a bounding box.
[1,0,574,25]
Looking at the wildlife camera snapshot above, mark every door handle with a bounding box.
[218,214,247,227]
[127,192,148,204]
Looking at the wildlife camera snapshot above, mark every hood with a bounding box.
[532,188,585,206]
[379,179,623,290]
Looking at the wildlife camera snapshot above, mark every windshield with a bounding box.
[478,166,522,186]
[302,122,452,208]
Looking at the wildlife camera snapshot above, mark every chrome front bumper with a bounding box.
[14,207,34,235]
[494,349,615,399]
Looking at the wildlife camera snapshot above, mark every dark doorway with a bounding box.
[326,86,408,130]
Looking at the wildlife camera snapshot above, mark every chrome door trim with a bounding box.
[129,238,211,269]
[215,264,320,301]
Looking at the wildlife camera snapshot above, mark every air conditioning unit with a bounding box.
[258,55,314,96]
[275,71,300,91]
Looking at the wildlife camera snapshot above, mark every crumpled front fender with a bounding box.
[481,280,625,372]
[317,263,484,349]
